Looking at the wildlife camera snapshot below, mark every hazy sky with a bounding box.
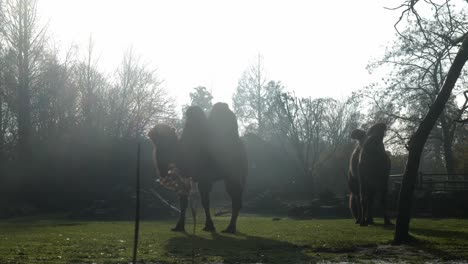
[38,0,401,109]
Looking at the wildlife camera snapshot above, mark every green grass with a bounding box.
[0,215,467,263]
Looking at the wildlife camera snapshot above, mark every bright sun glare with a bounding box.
[39,0,400,109]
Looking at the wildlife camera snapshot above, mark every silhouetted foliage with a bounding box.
[189,86,213,114]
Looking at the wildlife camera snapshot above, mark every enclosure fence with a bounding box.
[389,172,468,192]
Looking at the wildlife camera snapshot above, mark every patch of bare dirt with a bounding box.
[312,244,468,263]
[357,244,436,259]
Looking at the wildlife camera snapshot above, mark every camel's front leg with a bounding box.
[199,183,215,232]
[172,194,188,232]
[223,182,242,233]
[350,193,361,224]
[359,194,369,226]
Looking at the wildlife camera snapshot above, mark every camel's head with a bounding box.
[366,123,387,140]
[350,129,366,143]
[147,124,178,178]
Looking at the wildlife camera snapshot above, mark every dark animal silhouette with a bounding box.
[174,106,211,232]
[204,102,247,233]
[348,129,366,223]
[357,123,392,226]
[148,103,247,233]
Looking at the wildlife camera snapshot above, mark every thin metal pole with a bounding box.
[132,143,141,264]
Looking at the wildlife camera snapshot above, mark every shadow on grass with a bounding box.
[165,231,312,263]
[411,227,468,241]
[406,228,468,260]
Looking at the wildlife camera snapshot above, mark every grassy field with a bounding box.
[0,215,467,263]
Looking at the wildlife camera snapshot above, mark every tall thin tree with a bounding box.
[1,0,46,161]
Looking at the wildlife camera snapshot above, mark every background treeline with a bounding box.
[0,0,177,218]
[1,0,468,218]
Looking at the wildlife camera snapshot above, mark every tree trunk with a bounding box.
[0,83,3,161]
[15,0,33,162]
[440,114,456,176]
[17,26,32,162]
[393,35,468,244]
[17,62,32,162]
[441,129,456,176]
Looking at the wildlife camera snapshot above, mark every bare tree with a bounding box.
[0,3,5,159]
[72,37,108,134]
[0,58,4,161]
[33,46,79,142]
[233,54,282,137]
[365,3,468,174]
[1,0,46,161]
[273,93,358,194]
[390,0,468,244]
[107,48,175,138]
[0,48,18,160]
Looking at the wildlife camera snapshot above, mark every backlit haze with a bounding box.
[38,0,401,111]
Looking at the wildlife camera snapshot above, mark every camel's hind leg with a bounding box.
[359,195,368,226]
[367,191,375,225]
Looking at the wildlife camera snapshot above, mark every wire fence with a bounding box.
[389,173,468,192]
